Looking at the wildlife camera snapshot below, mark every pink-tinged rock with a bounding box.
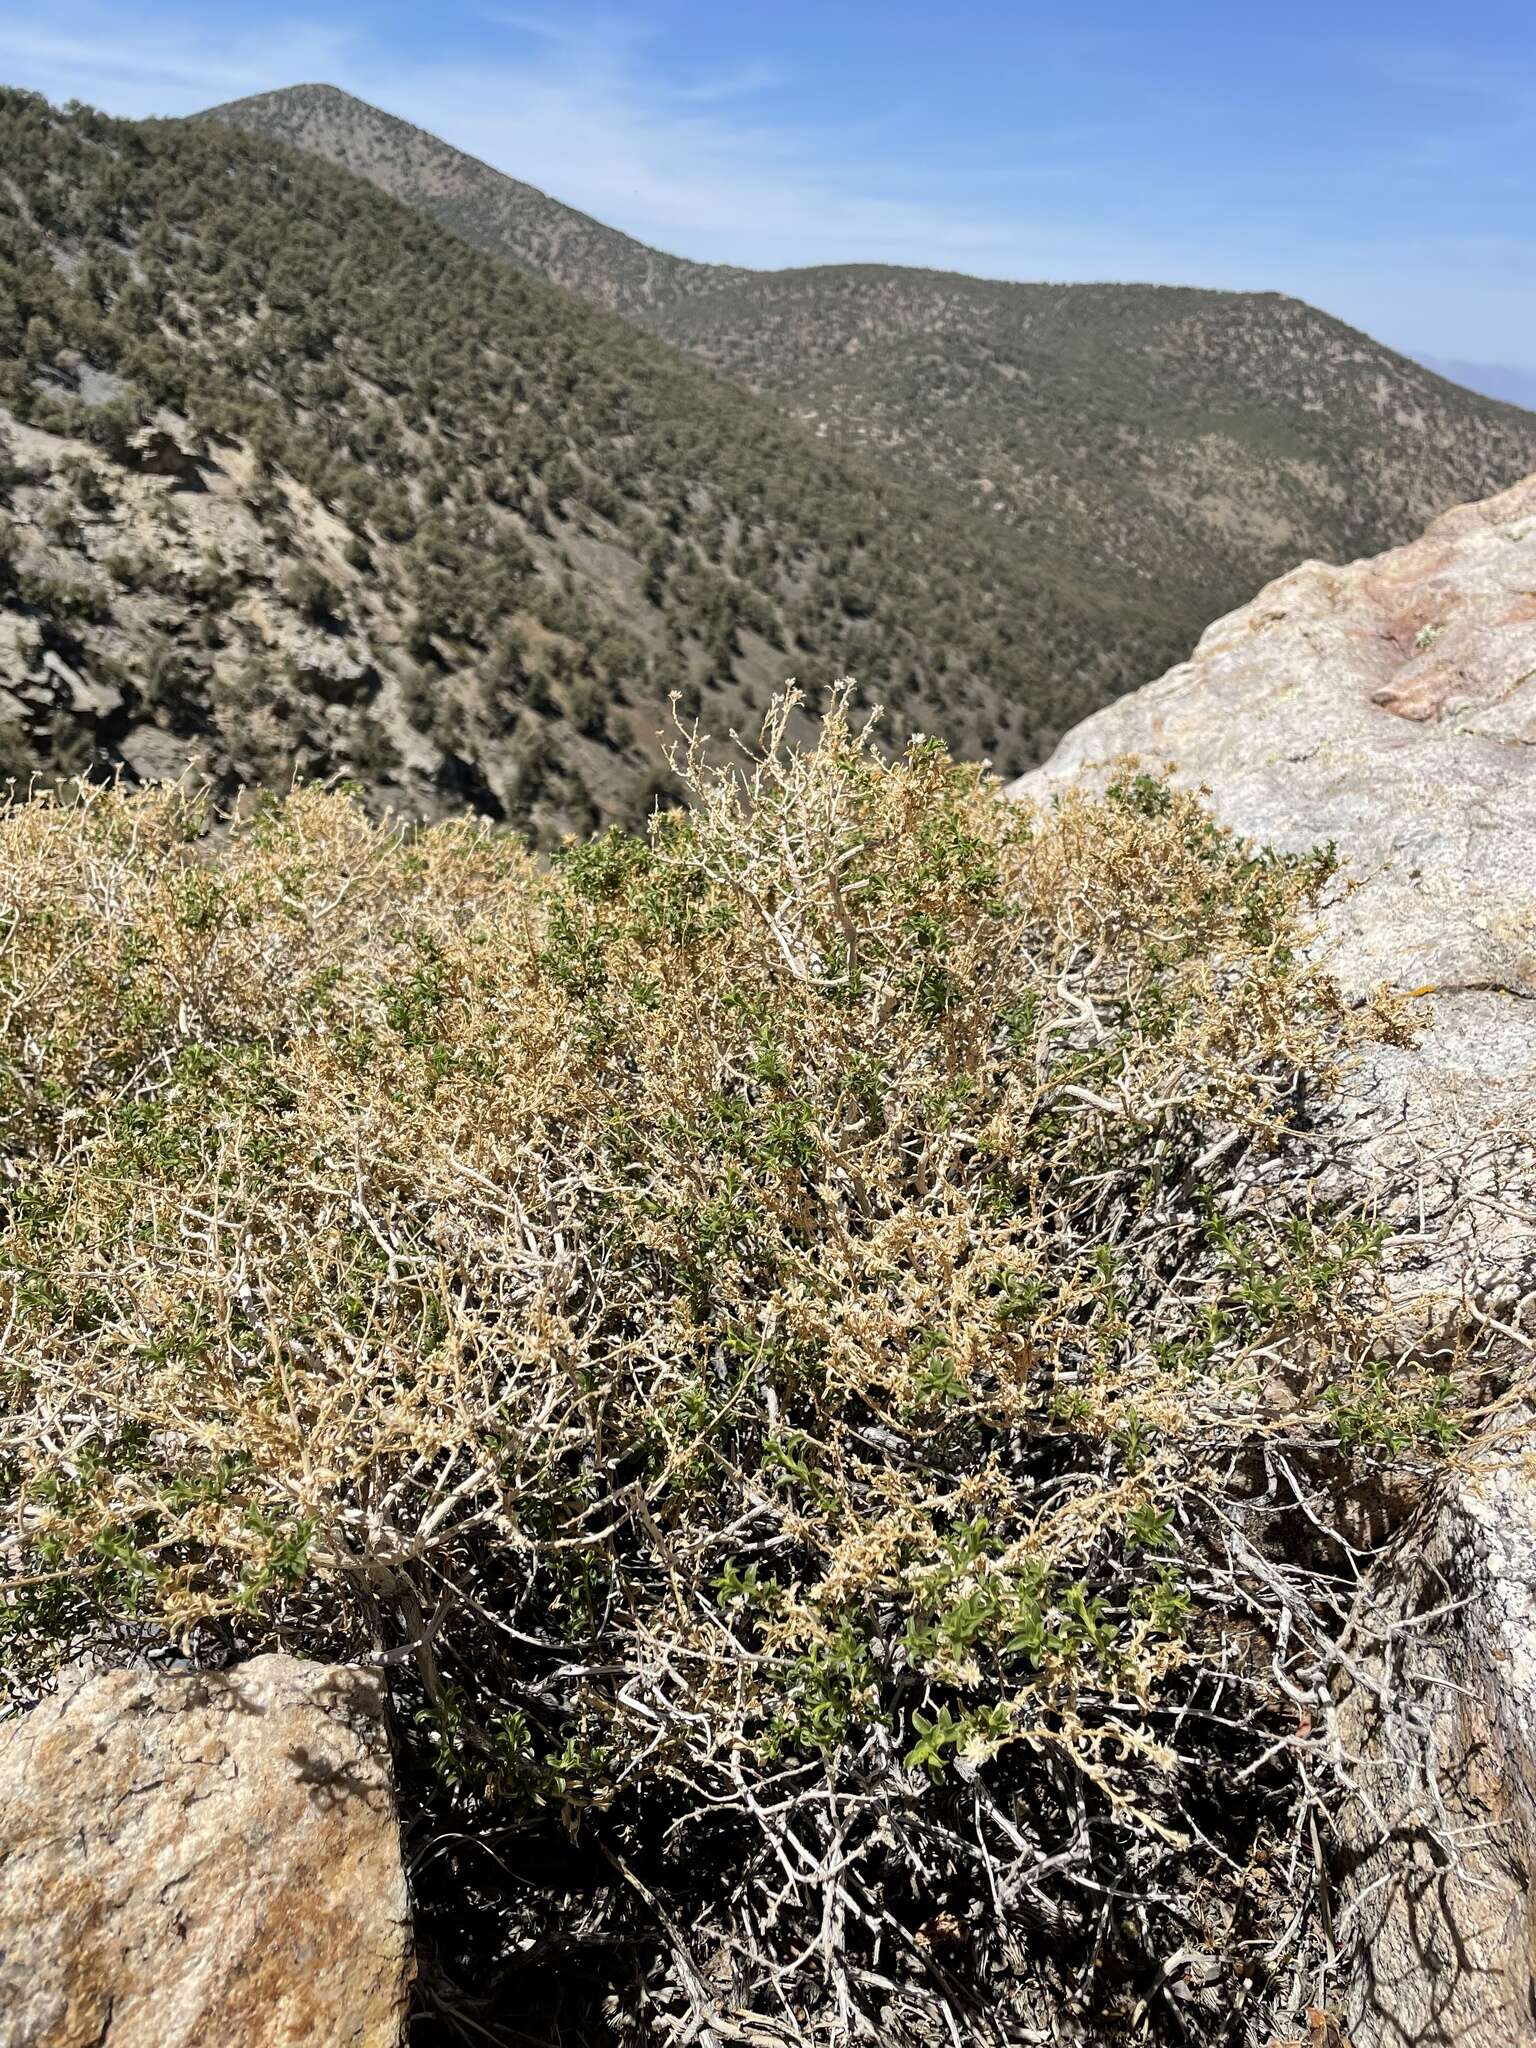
[0,1656,412,2048]
[1009,472,1536,1006]
[1009,471,1536,1333]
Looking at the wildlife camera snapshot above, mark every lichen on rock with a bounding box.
[0,1655,413,2048]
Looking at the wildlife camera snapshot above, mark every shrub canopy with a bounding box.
[0,693,1446,2042]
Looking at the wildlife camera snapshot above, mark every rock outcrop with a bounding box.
[0,1655,412,2047]
[1008,473,1536,1003]
[1339,1458,1536,2048]
[1010,470,1536,1334]
[1010,473,1536,2046]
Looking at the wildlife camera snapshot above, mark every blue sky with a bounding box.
[0,1,1531,371]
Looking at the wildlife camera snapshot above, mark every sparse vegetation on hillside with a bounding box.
[209,84,1536,668]
[1,89,1150,832]
[209,80,741,315]
[654,268,1536,626]
[0,691,1466,2044]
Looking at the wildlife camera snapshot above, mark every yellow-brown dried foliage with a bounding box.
[0,689,1454,2039]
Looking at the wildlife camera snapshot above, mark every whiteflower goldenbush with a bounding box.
[1,690,1460,2043]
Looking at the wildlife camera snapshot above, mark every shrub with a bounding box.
[58,454,113,514]
[39,499,82,548]
[563,671,611,740]
[280,561,343,629]
[0,689,1450,2043]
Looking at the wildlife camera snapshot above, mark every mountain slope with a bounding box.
[207,84,1536,661]
[0,90,1157,834]
[200,79,742,315]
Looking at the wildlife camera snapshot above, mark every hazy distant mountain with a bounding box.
[1416,357,1536,413]
[207,84,1536,674]
[0,90,1157,833]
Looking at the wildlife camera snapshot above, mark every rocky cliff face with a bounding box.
[1011,473,1536,2045]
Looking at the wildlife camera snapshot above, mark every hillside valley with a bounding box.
[210,83,1536,675]
[0,90,1150,834]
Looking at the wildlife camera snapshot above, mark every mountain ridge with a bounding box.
[204,83,1536,672]
[200,82,746,314]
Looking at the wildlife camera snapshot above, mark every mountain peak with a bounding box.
[204,81,733,313]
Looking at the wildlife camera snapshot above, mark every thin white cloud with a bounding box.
[0,10,354,107]
[0,1,1531,370]
[668,65,784,107]
[1357,41,1536,119]
[479,9,574,45]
